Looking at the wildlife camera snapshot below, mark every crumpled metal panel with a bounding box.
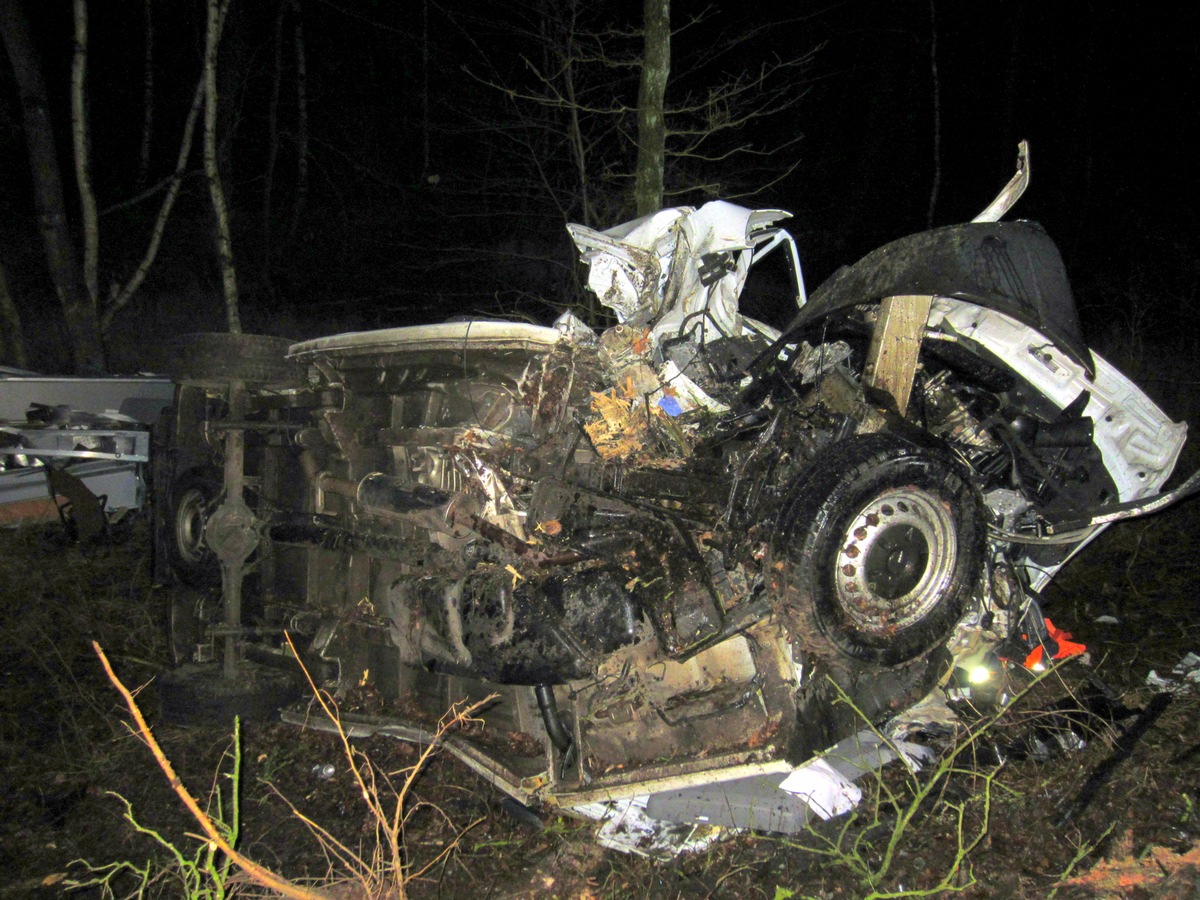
[568,201,793,352]
[789,220,1094,375]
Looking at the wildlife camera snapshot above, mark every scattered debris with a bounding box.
[572,796,726,860]
[1146,652,1200,692]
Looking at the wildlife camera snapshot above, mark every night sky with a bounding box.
[1,0,1197,370]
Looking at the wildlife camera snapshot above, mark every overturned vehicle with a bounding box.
[156,145,1196,833]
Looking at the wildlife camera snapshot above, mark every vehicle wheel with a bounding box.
[165,333,305,388]
[167,470,223,587]
[771,433,984,669]
[167,588,221,666]
[157,662,301,726]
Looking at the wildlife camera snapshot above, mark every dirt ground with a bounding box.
[2,504,1199,899]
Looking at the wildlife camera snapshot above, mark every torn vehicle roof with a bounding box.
[568,200,801,351]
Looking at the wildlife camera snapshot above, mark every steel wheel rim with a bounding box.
[175,488,211,565]
[833,487,957,636]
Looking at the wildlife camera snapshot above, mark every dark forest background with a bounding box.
[2,0,1197,392]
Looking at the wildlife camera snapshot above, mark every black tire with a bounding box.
[165,333,305,388]
[167,588,221,667]
[771,433,984,669]
[167,469,223,587]
[157,663,301,726]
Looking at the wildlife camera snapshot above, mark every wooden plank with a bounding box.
[863,294,933,416]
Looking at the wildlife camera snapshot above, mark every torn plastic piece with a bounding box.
[658,396,683,417]
[1022,618,1087,670]
[779,758,861,820]
[642,770,826,834]
[972,140,1030,223]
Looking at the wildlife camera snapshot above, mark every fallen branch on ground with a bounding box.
[91,640,330,900]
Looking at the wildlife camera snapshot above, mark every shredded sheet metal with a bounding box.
[571,796,726,860]
[569,728,938,856]
[568,201,792,352]
[779,730,934,819]
[887,690,962,739]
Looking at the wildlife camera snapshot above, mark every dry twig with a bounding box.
[91,640,330,900]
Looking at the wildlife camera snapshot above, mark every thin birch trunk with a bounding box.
[204,0,241,334]
[926,0,941,229]
[0,0,105,373]
[71,0,99,311]
[103,45,213,330]
[421,0,429,177]
[562,6,592,228]
[263,0,286,255]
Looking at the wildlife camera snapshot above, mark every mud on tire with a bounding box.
[771,432,985,669]
[165,333,305,388]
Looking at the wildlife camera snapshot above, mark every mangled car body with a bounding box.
[156,145,1195,831]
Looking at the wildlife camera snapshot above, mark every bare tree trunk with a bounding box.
[103,43,212,331]
[72,0,100,309]
[561,8,593,228]
[0,0,106,373]
[264,0,286,257]
[0,259,29,369]
[926,0,941,229]
[204,0,241,334]
[634,0,670,217]
[136,0,154,190]
[287,0,308,242]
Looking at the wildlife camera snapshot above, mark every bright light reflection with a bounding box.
[967,666,992,684]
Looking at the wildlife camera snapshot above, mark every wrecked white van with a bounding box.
[154,144,1197,836]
